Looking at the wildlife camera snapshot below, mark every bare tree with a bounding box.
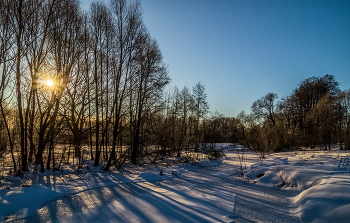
[24,0,57,162]
[89,1,107,167]
[9,0,40,171]
[130,35,170,164]
[0,0,17,170]
[251,93,278,125]
[35,0,83,172]
[192,82,209,151]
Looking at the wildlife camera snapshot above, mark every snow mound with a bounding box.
[248,166,267,178]
[291,175,350,222]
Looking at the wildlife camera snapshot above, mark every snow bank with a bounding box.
[291,175,350,222]
[246,151,347,189]
[240,149,350,222]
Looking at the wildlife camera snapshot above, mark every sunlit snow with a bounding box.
[1,145,349,222]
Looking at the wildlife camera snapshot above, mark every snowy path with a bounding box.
[5,163,305,223]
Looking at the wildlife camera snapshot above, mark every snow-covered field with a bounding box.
[1,145,349,223]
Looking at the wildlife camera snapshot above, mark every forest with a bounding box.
[1,0,350,176]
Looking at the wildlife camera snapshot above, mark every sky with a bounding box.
[82,0,350,117]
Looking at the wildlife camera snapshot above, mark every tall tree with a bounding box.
[192,81,209,150]
[130,35,170,164]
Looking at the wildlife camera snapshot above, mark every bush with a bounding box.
[204,147,226,161]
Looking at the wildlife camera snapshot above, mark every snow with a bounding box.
[137,172,164,182]
[244,150,350,222]
[1,146,349,222]
[0,184,67,217]
[292,176,350,222]
[196,158,223,167]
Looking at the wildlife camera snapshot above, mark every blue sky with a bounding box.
[82,0,350,117]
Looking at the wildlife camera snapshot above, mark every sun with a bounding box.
[47,80,53,86]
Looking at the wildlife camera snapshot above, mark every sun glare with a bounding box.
[47,80,53,86]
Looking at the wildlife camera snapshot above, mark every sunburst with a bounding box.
[47,80,53,86]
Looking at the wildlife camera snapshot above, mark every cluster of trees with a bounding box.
[1,0,349,174]
[158,74,350,160]
[0,0,218,173]
[236,75,350,158]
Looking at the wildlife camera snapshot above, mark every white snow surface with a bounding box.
[0,146,350,222]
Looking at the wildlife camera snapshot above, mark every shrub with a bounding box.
[204,147,226,161]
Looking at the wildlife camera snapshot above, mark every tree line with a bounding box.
[178,74,350,159]
[220,74,350,160]
[1,0,349,174]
